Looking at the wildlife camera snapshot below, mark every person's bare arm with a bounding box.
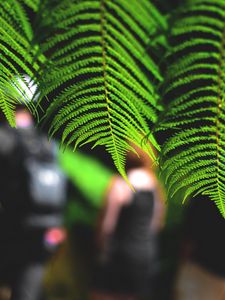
[101,176,132,235]
[95,175,132,249]
[150,180,167,233]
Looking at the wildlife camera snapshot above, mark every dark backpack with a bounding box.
[16,127,68,212]
[0,125,67,229]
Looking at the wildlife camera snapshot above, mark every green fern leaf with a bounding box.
[0,0,45,125]
[41,0,166,179]
[158,0,225,216]
[22,0,40,12]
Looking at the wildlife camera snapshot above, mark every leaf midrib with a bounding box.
[100,0,121,169]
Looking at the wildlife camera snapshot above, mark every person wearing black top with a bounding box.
[91,143,166,300]
[0,77,68,300]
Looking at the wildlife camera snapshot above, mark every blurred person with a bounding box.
[90,143,166,300]
[0,76,68,300]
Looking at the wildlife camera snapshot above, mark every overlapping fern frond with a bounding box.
[158,0,225,216]
[40,0,167,178]
[0,0,44,126]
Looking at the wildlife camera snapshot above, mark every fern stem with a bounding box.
[100,0,122,172]
[100,0,112,137]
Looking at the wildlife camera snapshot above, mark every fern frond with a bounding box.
[0,0,45,125]
[41,0,167,178]
[158,0,225,216]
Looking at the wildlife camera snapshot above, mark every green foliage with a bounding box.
[2,0,225,216]
[0,0,45,126]
[158,0,225,216]
[38,0,166,180]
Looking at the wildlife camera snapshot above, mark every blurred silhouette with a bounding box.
[0,76,68,300]
[91,144,166,300]
[174,195,225,300]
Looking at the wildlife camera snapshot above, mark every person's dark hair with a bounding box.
[125,143,158,171]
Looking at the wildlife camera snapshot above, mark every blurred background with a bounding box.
[1,107,225,300]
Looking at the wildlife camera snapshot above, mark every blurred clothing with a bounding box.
[92,166,166,299]
[94,190,158,298]
[0,124,67,228]
[0,119,68,300]
[0,227,60,300]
